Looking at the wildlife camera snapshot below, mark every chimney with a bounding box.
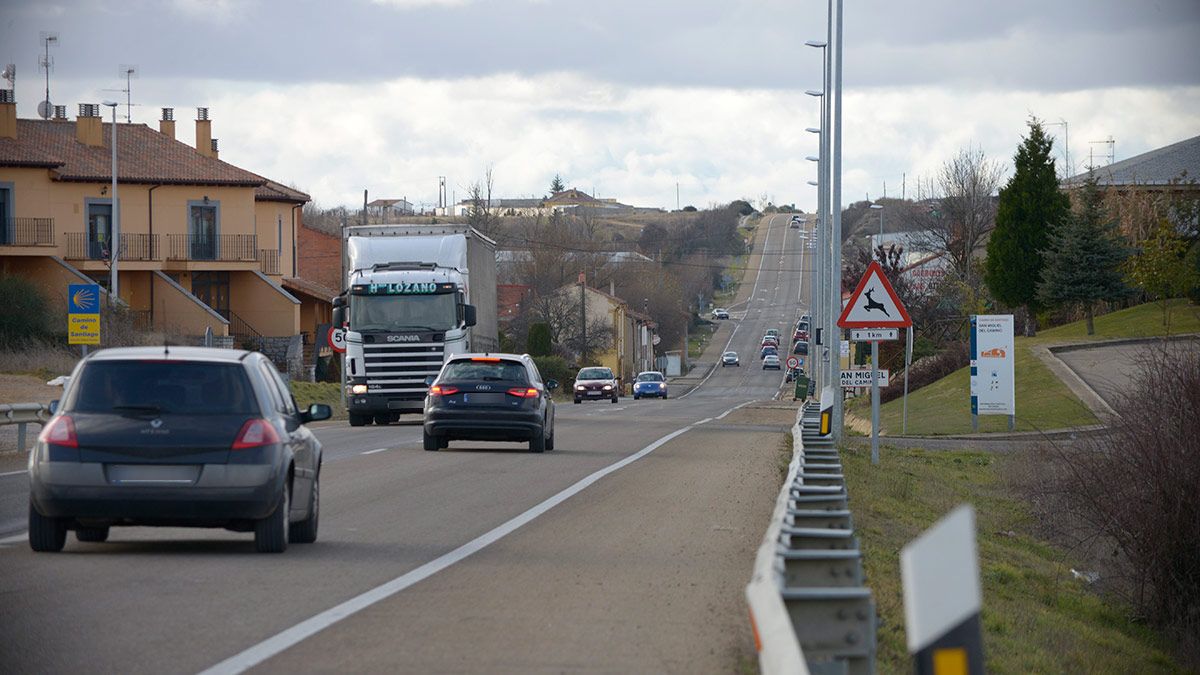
[194,107,212,157]
[159,107,175,139]
[53,105,67,121]
[211,138,219,160]
[0,89,15,139]
[76,103,103,147]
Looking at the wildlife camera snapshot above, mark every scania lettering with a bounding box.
[332,225,499,427]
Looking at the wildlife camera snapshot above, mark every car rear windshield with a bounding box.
[67,361,259,415]
[636,373,664,382]
[577,368,613,380]
[442,359,528,383]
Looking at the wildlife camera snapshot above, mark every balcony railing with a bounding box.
[0,218,55,247]
[258,249,280,275]
[65,233,160,261]
[167,234,258,262]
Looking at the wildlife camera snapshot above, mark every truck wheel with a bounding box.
[28,502,66,552]
[349,413,370,427]
[423,430,439,451]
[374,414,391,426]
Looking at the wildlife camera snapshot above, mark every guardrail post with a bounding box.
[17,422,27,453]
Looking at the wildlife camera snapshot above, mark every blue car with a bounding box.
[632,371,669,400]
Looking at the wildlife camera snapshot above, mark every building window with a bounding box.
[187,199,220,260]
[192,271,230,319]
[83,198,114,259]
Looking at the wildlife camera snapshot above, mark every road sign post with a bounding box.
[838,261,912,465]
[68,283,101,354]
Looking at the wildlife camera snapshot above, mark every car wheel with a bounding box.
[423,430,439,451]
[254,487,289,553]
[75,526,110,543]
[663,393,668,399]
[290,472,319,544]
[529,425,546,453]
[573,398,581,405]
[634,394,640,400]
[546,426,555,451]
[374,414,391,426]
[611,396,618,403]
[438,437,449,449]
[28,503,66,552]
[349,413,370,427]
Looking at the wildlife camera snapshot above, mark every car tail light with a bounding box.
[507,387,539,398]
[232,419,282,449]
[430,385,459,396]
[471,357,501,362]
[38,415,78,448]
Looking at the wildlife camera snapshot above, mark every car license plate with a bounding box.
[463,393,506,405]
[588,390,602,396]
[106,464,201,485]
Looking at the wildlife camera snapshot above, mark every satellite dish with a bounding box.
[1,64,14,86]
[37,100,52,120]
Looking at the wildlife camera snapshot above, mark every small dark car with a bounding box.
[423,353,557,453]
[761,345,778,360]
[793,341,809,355]
[573,366,619,404]
[721,351,740,367]
[28,346,330,554]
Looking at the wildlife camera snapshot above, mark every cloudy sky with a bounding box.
[3,0,1199,211]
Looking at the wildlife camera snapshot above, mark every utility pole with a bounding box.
[362,189,368,227]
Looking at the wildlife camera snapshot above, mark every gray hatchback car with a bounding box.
[28,346,330,553]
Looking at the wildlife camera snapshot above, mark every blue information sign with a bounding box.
[68,283,101,345]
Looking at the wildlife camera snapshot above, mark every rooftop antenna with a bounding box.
[103,65,139,123]
[1088,136,1115,167]
[38,31,58,120]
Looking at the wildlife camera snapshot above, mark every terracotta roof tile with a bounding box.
[255,178,310,203]
[282,276,338,302]
[0,118,266,186]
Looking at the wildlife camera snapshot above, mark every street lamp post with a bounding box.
[829,0,845,442]
[102,101,119,300]
[805,38,828,394]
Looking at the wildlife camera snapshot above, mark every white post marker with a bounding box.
[901,504,985,675]
[838,261,912,465]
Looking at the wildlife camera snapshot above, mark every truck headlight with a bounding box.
[350,384,368,395]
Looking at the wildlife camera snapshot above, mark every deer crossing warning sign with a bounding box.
[837,261,912,329]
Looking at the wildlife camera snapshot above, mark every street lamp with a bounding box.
[869,202,884,237]
[102,100,119,300]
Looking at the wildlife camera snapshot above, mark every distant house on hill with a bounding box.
[367,198,414,218]
[449,187,638,218]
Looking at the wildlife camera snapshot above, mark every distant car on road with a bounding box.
[765,328,781,339]
[424,353,558,453]
[763,354,782,370]
[793,342,809,355]
[793,329,809,342]
[28,346,331,553]
[721,351,740,367]
[761,345,779,360]
[573,366,620,404]
[789,215,802,228]
[633,371,668,400]
[711,308,730,320]
[761,336,780,348]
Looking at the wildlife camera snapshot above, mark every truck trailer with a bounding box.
[332,224,498,426]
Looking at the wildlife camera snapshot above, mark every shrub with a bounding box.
[532,355,573,390]
[0,276,51,346]
[1035,344,1200,660]
[527,322,552,357]
[879,342,969,403]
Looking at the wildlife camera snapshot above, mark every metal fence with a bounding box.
[166,234,258,262]
[746,400,877,675]
[65,232,160,261]
[258,248,280,275]
[0,403,50,454]
[0,217,55,247]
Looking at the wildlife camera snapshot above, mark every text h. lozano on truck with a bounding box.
[331,224,498,427]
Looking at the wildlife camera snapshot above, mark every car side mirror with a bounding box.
[48,400,59,415]
[304,403,332,423]
[424,375,436,387]
[546,379,559,391]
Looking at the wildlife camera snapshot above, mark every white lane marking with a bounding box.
[679,216,775,401]
[197,403,743,675]
[715,401,754,420]
[0,469,28,477]
[0,532,28,545]
[361,448,389,455]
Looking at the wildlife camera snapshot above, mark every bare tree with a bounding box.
[910,147,1005,285]
[466,166,496,234]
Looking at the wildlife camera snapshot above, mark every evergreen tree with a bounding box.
[549,174,565,195]
[985,119,1070,335]
[527,322,552,356]
[1036,174,1130,335]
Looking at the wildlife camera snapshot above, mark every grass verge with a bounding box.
[290,381,346,420]
[860,299,1200,436]
[841,444,1183,673]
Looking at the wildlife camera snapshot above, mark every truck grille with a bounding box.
[363,341,445,397]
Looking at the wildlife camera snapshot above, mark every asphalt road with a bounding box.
[0,214,813,674]
[1054,338,1199,410]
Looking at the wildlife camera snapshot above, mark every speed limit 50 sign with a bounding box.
[328,327,346,353]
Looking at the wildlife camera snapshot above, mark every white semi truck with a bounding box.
[332,224,498,426]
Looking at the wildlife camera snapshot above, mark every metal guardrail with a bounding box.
[1,403,50,453]
[746,401,877,675]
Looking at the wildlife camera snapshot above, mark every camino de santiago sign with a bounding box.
[68,283,101,345]
[970,315,1015,429]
